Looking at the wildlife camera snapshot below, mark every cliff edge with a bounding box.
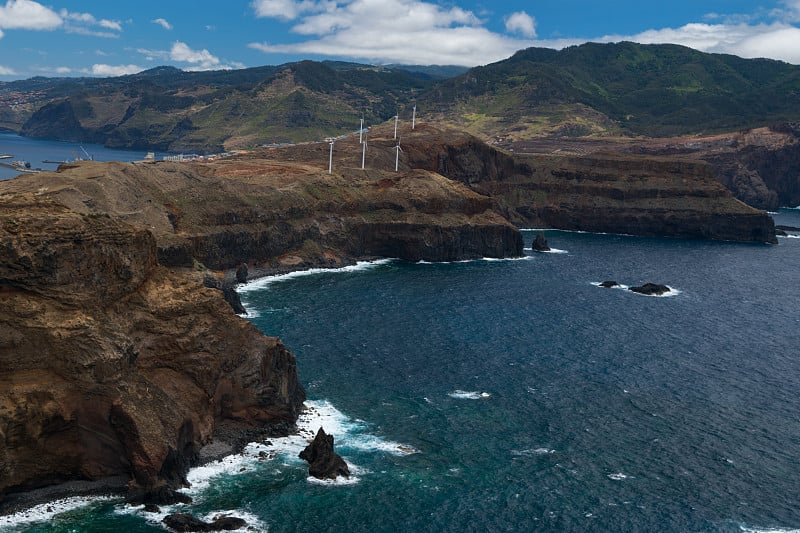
[0,194,304,504]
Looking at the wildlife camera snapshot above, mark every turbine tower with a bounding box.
[395,138,402,172]
[328,140,334,174]
[412,104,416,130]
[394,114,399,139]
[359,116,364,144]
[361,130,368,170]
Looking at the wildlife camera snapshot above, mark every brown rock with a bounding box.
[299,428,350,480]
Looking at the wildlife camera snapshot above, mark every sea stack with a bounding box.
[299,428,350,480]
[532,232,551,252]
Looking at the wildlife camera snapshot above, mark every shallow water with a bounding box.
[4,210,800,532]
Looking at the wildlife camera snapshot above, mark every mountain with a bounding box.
[5,42,800,151]
[422,41,800,139]
[13,61,432,151]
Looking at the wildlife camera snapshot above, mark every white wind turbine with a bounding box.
[412,104,416,130]
[361,129,368,170]
[359,115,364,144]
[328,139,334,174]
[394,114,399,139]
[395,137,402,172]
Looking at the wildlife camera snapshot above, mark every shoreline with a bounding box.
[0,420,297,518]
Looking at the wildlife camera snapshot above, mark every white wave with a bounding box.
[481,256,534,262]
[590,281,630,290]
[237,259,395,293]
[418,256,533,265]
[200,509,269,531]
[512,448,555,456]
[607,473,629,480]
[448,390,491,400]
[779,234,800,239]
[542,248,568,254]
[0,496,115,529]
[739,525,800,533]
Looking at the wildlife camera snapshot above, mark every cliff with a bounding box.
[0,132,524,506]
[1,136,523,271]
[400,126,777,243]
[0,194,304,504]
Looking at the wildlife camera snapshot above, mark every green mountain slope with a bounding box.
[422,41,800,138]
[16,61,432,151]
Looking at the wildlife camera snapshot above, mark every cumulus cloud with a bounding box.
[251,0,331,21]
[0,0,61,30]
[60,8,122,36]
[90,63,143,77]
[0,64,17,75]
[152,17,172,30]
[136,41,235,71]
[169,41,221,70]
[250,0,534,66]
[600,21,800,64]
[505,11,536,38]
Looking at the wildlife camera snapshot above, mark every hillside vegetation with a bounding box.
[3,42,800,150]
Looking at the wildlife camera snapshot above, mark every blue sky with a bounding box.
[0,0,799,80]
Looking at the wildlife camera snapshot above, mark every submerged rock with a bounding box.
[299,427,350,480]
[629,283,671,296]
[599,280,620,288]
[532,232,551,252]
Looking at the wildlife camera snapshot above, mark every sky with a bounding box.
[0,0,799,81]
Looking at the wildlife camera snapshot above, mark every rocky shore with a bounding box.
[0,123,780,514]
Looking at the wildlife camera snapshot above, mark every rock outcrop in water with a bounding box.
[299,428,350,480]
[532,232,550,252]
[629,283,671,296]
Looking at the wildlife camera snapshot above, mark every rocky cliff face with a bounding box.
[0,194,304,501]
[401,126,776,243]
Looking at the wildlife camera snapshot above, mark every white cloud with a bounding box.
[90,63,143,77]
[251,0,331,21]
[505,11,536,38]
[247,0,800,66]
[169,41,220,69]
[600,21,800,64]
[54,66,72,74]
[250,0,533,66]
[58,8,122,37]
[0,0,61,30]
[0,64,16,75]
[152,17,172,30]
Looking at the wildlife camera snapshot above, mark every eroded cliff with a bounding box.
[0,194,304,503]
[399,126,776,243]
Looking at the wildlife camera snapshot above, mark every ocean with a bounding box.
[2,208,799,531]
[0,132,160,181]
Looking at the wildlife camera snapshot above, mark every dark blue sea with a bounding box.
[3,212,800,532]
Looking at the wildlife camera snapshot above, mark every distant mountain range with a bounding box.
[2,42,800,151]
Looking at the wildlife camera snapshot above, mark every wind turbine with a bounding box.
[361,129,368,170]
[394,114,399,139]
[359,115,364,144]
[395,137,402,172]
[412,104,416,130]
[328,139,334,174]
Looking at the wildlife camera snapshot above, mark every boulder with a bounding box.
[532,232,551,252]
[162,513,247,531]
[299,428,350,480]
[599,280,619,288]
[629,283,671,296]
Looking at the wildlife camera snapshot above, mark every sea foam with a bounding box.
[448,390,491,400]
[0,496,115,529]
[237,259,395,294]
